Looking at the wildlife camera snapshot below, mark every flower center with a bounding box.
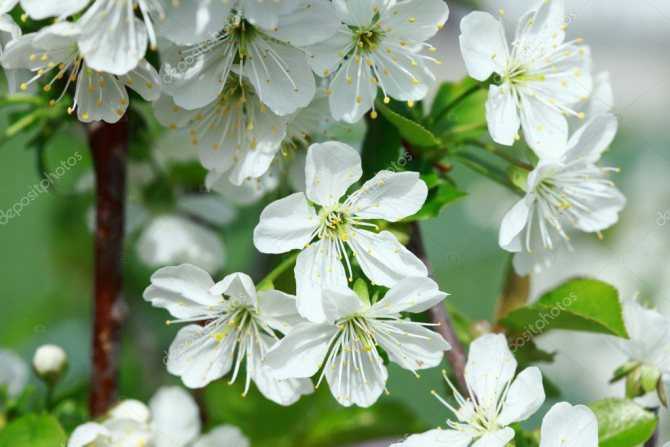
[353,25,384,53]
[317,205,351,241]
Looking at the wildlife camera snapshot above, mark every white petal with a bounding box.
[325,348,388,407]
[459,11,508,81]
[294,240,349,323]
[374,320,449,371]
[158,0,232,46]
[137,215,225,275]
[498,367,546,426]
[0,349,28,398]
[383,0,449,43]
[149,387,201,447]
[193,426,249,447]
[79,7,147,75]
[177,194,237,227]
[349,170,428,222]
[109,400,150,423]
[332,0,382,26]
[303,28,351,76]
[263,322,337,379]
[74,68,129,124]
[121,59,160,102]
[328,54,377,123]
[248,333,314,406]
[498,198,531,252]
[0,0,18,14]
[322,287,367,322]
[257,290,304,334]
[67,423,110,447]
[143,264,219,319]
[253,192,318,254]
[586,71,614,117]
[519,92,569,159]
[564,114,618,164]
[539,403,598,447]
[210,272,257,306]
[465,334,517,417]
[348,229,428,288]
[368,277,447,316]
[159,41,235,110]
[245,38,316,116]
[267,0,340,47]
[616,300,670,373]
[167,324,235,388]
[471,428,515,447]
[513,0,567,65]
[371,44,434,102]
[20,0,87,19]
[238,0,287,29]
[486,84,520,146]
[305,141,362,207]
[391,429,473,447]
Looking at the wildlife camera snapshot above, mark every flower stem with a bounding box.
[88,120,129,417]
[408,222,469,396]
[462,139,534,171]
[257,252,300,291]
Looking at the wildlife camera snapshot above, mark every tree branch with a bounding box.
[408,222,468,396]
[88,120,129,417]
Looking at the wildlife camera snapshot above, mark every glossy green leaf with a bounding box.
[500,278,628,338]
[376,102,440,148]
[0,414,67,447]
[590,398,657,447]
[361,113,402,180]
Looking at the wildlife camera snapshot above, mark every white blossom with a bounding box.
[1,22,160,123]
[539,402,598,447]
[32,344,68,382]
[391,333,545,447]
[160,0,339,115]
[264,277,450,407]
[499,114,625,275]
[459,0,593,157]
[0,348,28,398]
[253,141,428,322]
[69,386,250,447]
[144,265,314,405]
[305,0,449,123]
[18,0,88,20]
[614,299,670,377]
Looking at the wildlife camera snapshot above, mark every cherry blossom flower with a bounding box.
[143,265,314,405]
[68,386,250,447]
[391,333,545,446]
[0,348,28,398]
[539,402,598,447]
[305,0,449,123]
[498,114,625,275]
[459,0,593,157]
[1,22,160,123]
[253,141,428,322]
[18,0,88,20]
[154,75,288,185]
[264,277,450,407]
[160,0,339,115]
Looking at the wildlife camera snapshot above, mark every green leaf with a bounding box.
[408,178,466,221]
[430,78,487,139]
[0,414,67,447]
[361,113,401,180]
[500,278,628,338]
[376,102,440,148]
[590,399,657,447]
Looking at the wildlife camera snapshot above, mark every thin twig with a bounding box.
[88,119,129,417]
[408,222,468,396]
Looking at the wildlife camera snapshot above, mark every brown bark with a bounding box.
[88,120,129,417]
[408,222,468,396]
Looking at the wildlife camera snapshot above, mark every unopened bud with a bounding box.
[32,345,68,384]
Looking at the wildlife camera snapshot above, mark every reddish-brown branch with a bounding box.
[88,120,129,417]
[408,222,468,396]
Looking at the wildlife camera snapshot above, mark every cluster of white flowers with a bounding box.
[68,386,249,447]
[393,334,599,447]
